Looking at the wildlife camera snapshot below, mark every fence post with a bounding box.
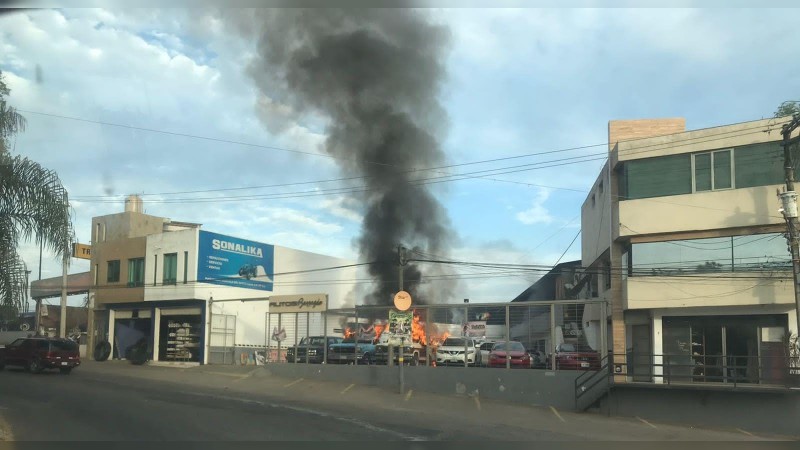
[506,305,511,369]
[464,305,469,368]
[666,355,670,385]
[323,311,328,364]
[304,312,309,364]
[356,308,362,366]
[425,307,431,366]
[550,304,556,371]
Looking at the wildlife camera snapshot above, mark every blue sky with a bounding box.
[2,8,799,305]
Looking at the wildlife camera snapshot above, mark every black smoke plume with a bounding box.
[242,9,454,305]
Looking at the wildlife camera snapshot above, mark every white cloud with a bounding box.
[515,188,554,225]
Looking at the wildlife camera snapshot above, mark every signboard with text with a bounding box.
[268,294,328,313]
[72,243,91,260]
[388,310,413,345]
[464,321,487,338]
[197,230,275,291]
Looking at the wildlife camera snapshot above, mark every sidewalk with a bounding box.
[77,361,795,441]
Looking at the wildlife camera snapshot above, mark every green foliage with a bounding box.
[0,70,74,317]
[775,101,800,119]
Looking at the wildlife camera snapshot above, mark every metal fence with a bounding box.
[208,314,236,364]
[261,300,609,371]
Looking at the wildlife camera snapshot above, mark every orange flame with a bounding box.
[411,314,426,346]
[344,327,355,339]
[373,323,386,340]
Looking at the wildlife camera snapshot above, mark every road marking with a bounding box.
[636,416,657,429]
[404,389,413,401]
[473,396,481,411]
[737,428,756,437]
[549,406,566,422]
[341,383,355,394]
[284,378,304,388]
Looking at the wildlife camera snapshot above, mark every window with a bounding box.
[183,251,188,284]
[734,142,785,188]
[127,258,145,287]
[623,154,692,200]
[693,149,732,192]
[598,180,604,193]
[163,253,178,285]
[591,194,596,207]
[107,260,120,283]
[630,233,790,276]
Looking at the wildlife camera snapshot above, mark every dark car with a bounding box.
[488,341,530,368]
[286,336,342,363]
[238,264,257,280]
[552,343,601,370]
[0,337,81,374]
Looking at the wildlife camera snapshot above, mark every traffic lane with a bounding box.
[0,367,426,441]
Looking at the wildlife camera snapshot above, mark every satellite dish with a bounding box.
[394,291,412,311]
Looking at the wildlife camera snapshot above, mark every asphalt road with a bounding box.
[0,361,789,441]
[0,366,429,441]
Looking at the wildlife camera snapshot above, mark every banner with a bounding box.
[464,321,487,338]
[197,230,275,291]
[388,310,413,345]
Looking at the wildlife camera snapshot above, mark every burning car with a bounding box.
[328,337,378,365]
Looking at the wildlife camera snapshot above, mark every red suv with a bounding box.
[0,337,81,374]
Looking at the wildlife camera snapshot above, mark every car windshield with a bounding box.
[299,337,325,346]
[442,338,466,347]
[493,342,525,352]
[558,343,577,352]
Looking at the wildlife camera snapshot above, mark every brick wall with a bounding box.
[608,118,685,147]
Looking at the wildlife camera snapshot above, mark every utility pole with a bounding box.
[59,245,68,338]
[780,114,800,341]
[397,245,407,394]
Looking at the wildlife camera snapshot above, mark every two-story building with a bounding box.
[582,116,798,384]
[88,195,356,365]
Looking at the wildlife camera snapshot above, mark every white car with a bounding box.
[436,337,479,366]
[477,341,496,367]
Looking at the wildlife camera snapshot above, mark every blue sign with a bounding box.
[197,231,275,291]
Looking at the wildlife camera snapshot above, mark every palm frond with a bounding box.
[0,248,28,317]
[0,152,75,261]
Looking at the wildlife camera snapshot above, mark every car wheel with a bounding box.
[19,322,30,332]
[361,353,372,365]
[411,353,420,366]
[28,359,43,374]
[59,367,72,375]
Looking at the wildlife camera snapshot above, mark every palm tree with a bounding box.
[0,70,74,323]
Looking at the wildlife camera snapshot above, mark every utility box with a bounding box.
[781,191,798,218]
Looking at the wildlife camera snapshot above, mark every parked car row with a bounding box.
[281,335,601,371]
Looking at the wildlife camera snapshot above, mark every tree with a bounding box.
[775,101,800,118]
[0,70,74,321]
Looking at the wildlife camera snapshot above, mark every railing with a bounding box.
[574,353,612,411]
[618,352,800,388]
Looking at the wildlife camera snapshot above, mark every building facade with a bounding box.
[88,196,356,365]
[582,116,798,384]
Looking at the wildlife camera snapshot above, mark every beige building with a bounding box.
[582,116,798,384]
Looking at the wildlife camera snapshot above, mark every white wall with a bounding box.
[144,228,199,302]
[626,273,793,310]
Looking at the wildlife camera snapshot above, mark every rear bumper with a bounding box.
[44,359,80,369]
[555,359,599,370]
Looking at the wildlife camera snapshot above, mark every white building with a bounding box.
[88,196,355,365]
